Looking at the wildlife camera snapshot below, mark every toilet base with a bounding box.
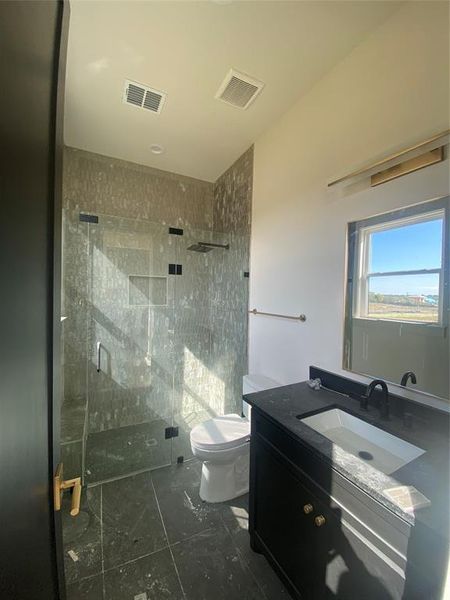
[199,449,249,503]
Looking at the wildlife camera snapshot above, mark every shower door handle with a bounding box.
[53,463,82,516]
[96,341,102,372]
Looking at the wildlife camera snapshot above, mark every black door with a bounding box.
[0,2,68,598]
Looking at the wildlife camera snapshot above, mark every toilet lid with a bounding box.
[190,414,250,451]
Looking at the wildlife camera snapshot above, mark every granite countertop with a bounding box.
[244,381,450,543]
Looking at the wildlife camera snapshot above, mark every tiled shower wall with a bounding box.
[210,147,253,414]
[61,146,252,483]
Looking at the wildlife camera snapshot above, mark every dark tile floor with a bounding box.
[64,460,289,600]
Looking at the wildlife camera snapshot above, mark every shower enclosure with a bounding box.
[60,209,249,485]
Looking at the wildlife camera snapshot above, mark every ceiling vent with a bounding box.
[215,69,264,109]
[123,80,166,114]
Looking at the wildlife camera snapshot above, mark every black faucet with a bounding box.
[400,371,417,387]
[360,379,390,420]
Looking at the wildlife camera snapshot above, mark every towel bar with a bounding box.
[249,308,306,322]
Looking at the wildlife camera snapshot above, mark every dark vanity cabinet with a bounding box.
[249,411,436,600]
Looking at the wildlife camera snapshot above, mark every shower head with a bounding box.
[187,242,229,253]
[187,243,214,253]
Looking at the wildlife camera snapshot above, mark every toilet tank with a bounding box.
[242,374,280,419]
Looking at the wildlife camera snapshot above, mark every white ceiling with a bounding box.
[64,0,401,182]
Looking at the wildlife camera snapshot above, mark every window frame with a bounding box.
[354,209,445,325]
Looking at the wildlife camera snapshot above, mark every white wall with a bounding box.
[249,1,450,405]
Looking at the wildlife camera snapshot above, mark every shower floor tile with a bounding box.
[64,459,288,600]
[84,420,172,484]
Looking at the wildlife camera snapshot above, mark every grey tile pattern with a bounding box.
[210,147,253,418]
[62,486,102,584]
[151,461,222,544]
[102,472,167,569]
[62,209,89,395]
[61,440,83,481]
[63,147,214,229]
[61,395,87,443]
[64,460,287,600]
[66,574,104,600]
[129,275,167,306]
[213,147,253,236]
[171,524,262,600]
[61,145,252,483]
[104,548,184,600]
[85,421,172,484]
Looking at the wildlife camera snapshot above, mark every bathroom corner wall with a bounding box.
[212,147,253,412]
[61,146,252,479]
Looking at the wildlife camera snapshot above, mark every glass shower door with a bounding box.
[84,214,175,484]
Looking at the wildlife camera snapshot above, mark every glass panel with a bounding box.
[60,209,89,483]
[369,218,443,273]
[368,273,440,322]
[85,215,174,483]
[170,226,249,464]
[62,211,251,474]
[172,226,214,462]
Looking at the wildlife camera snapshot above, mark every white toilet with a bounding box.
[190,374,280,503]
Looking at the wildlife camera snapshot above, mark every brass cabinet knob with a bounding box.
[314,515,326,527]
[303,503,313,514]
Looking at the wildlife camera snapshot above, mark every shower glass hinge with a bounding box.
[165,426,179,439]
[168,227,183,236]
[79,213,98,223]
[168,264,182,275]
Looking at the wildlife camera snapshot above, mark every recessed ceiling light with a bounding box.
[150,144,164,155]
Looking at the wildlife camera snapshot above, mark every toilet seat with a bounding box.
[190,414,250,452]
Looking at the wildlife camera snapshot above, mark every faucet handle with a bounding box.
[360,394,369,410]
[348,391,368,410]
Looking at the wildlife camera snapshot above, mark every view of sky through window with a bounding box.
[369,218,443,296]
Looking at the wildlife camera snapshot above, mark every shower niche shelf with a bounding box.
[128,275,168,307]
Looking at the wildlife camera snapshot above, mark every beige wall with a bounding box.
[249,1,450,406]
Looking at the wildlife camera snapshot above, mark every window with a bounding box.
[352,205,447,325]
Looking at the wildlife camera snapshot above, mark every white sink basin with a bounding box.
[301,408,425,475]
